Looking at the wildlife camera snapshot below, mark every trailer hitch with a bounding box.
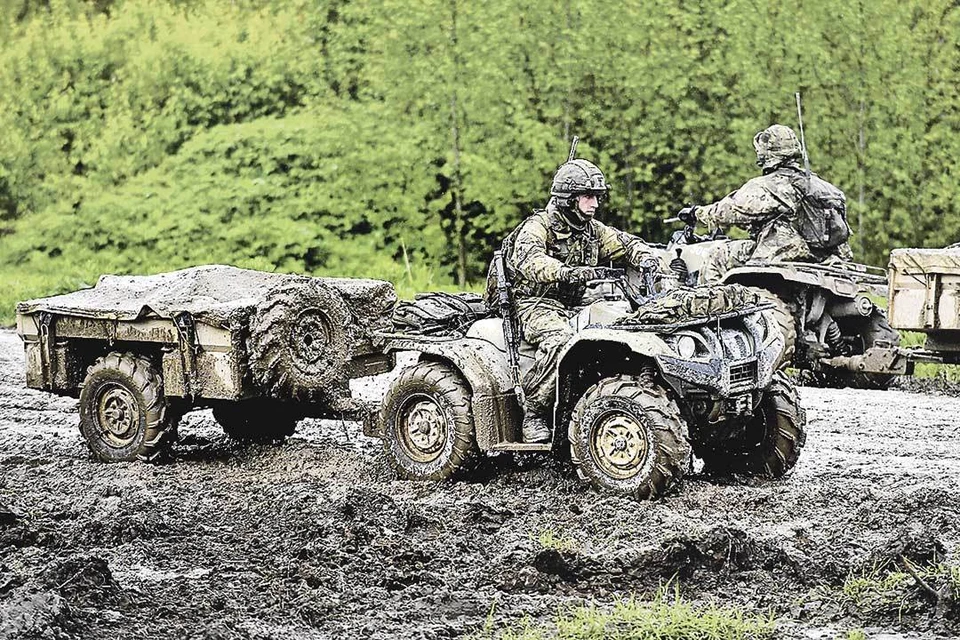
[819,346,913,376]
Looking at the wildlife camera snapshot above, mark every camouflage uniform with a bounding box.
[694,124,852,283]
[503,202,654,417]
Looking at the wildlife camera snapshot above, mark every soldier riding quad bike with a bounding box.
[366,261,806,499]
[660,223,907,389]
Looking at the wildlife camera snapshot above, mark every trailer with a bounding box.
[16,265,396,461]
[885,247,960,367]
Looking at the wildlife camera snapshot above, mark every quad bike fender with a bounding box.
[558,328,674,362]
[378,337,520,449]
[722,265,860,299]
[556,318,780,400]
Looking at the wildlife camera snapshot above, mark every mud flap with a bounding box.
[360,401,382,438]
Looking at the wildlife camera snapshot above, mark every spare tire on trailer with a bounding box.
[247,278,351,402]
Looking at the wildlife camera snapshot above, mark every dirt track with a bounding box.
[1,328,958,640]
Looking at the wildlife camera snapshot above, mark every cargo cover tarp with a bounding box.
[17,265,396,328]
[889,248,960,277]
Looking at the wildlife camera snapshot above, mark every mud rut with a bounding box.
[0,329,957,640]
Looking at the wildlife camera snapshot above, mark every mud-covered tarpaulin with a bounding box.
[889,247,960,276]
[16,265,397,328]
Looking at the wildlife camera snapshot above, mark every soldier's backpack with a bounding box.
[392,292,490,336]
[795,173,851,250]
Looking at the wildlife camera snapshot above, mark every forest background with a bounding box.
[1,0,958,325]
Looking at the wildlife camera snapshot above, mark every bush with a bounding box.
[0,1,327,219]
[0,104,454,324]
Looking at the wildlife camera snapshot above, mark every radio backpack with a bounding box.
[795,173,851,251]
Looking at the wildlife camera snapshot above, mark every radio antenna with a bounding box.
[795,92,811,177]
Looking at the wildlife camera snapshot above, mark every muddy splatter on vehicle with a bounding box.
[16,265,396,461]
[369,263,806,499]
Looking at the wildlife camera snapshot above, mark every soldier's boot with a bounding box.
[521,412,551,443]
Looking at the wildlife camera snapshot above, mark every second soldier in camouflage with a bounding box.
[680,124,853,283]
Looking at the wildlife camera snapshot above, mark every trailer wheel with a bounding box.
[247,279,351,402]
[79,352,174,462]
[381,361,478,481]
[213,400,298,443]
[699,371,806,478]
[569,376,691,499]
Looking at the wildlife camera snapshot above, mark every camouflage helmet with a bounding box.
[550,159,609,198]
[753,124,803,171]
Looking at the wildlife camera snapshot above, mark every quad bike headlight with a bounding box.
[676,334,698,359]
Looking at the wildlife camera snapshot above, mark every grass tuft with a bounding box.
[479,586,775,640]
[533,528,578,553]
[806,561,960,619]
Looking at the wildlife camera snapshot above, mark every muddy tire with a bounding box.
[79,352,174,462]
[568,376,691,499]
[820,310,900,390]
[700,371,806,478]
[381,361,478,481]
[748,288,796,369]
[213,400,298,443]
[247,279,351,402]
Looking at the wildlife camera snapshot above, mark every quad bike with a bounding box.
[657,224,908,389]
[366,262,806,499]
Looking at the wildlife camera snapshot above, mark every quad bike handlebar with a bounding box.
[666,222,727,246]
[586,261,661,309]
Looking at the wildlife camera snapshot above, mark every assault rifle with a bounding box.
[492,250,525,406]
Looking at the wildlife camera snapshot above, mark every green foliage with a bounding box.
[3,0,960,323]
[479,588,775,640]
[533,528,578,553]
[806,561,960,620]
[0,104,447,319]
[0,1,327,219]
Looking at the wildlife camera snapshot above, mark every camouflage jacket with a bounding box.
[500,204,652,306]
[696,164,837,262]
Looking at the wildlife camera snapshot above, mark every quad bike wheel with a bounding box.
[569,375,690,499]
[699,371,806,478]
[247,278,351,402]
[213,400,298,443]
[79,352,175,462]
[381,361,478,481]
[748,287,797,370]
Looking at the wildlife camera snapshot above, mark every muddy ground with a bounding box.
[1,328,958,640]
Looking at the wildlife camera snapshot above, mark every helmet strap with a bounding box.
[560,197,589,229]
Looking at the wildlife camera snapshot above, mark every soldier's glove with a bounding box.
[560,266,606,283]
[677,205,699,227]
